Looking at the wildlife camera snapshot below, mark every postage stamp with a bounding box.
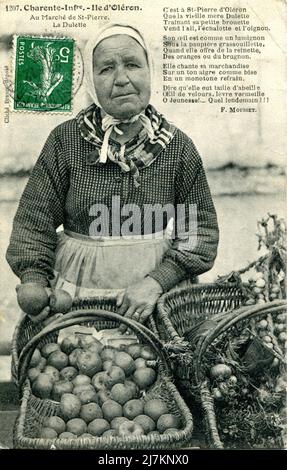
[13,36,75,112]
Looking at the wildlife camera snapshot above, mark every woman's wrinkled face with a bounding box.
[93,35,151,119]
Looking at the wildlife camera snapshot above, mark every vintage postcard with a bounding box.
[0,0,286,453]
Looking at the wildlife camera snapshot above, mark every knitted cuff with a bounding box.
[20,270,49,287]
[148,259,187,293]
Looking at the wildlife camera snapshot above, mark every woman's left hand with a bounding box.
[116,276,163,331]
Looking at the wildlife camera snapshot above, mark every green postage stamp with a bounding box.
[13,36,75,112]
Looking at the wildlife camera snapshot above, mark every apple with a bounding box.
[133,368,156,389]
[144,398,169,421]
[102,360,113,371]
[97,389,112,406]
[118,420,145,436]
[105,366,125,389]
[69,348,82,368]
[88,418,110,437]
[157,414,180,433]
[60,366,78,382]
[101,348,115,362]
[134,358,147,369]
[124,380,139,399]
[30,349,42,367]
[134,414,155,433]
[60,334,80,355]
[140,346,156,361]
[52,380,73,401]
[123,399,144,420]
[77,335,97,349]
[111,417,129,432]
[43,365,60,383]
[110,383,134,405]
[126,344,142,359]
[27,367,41,382]
[114,352,135,376]
[102,400,123,421]
[72,374,91,387]
[87,341,103,355]
[92,372,109,391]
[41,343,60,359]
[73,384,95,396]
[77,351,102,377]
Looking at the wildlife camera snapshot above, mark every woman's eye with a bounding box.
[100,66,113,74]
[126,63,139,69]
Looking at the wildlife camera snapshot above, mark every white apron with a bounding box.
[52,229,172,299]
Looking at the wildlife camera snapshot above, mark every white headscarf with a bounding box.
[83,23,155,163]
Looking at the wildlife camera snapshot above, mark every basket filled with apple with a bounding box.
[11,294,112,385]
[13,306,194,449]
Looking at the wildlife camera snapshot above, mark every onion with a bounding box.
[218,382,230,394]
[269,293,278,300]
[227,375,237,386]
[258,331,266,338]
[274,323,285,333]
[212,388,223,400]
[210,364,232,381]
[275,383,286,394]
[278,332,287,342]
[258,387,272,402]
[271,285,280,293]
[253,287,262,295]
[255,278,266,288]
[257,319,268,329]
[271,358,279,368]
[262,335,272,343]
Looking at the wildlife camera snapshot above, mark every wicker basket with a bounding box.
[11,297,118,385]
[155,283,247,395]
[192,300,287,449]
[14,306,194,450]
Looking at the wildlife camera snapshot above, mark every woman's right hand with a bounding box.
[27,305,51,324]
[16,283,72,325]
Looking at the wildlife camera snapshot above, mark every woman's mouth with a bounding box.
[112,93,136,99]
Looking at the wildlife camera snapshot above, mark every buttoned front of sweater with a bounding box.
[6,117,219,292]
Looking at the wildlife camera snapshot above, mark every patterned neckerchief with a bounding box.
[76,104,176,187]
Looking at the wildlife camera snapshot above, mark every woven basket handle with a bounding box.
[18,308,172,386]
[194,300,287,383]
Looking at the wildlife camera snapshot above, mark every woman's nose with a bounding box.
[114,66,129,86]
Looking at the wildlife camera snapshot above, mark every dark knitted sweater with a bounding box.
[6,118,219,292]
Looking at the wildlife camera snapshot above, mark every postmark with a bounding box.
[13,36,75,112]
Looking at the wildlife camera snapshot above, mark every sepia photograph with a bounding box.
[0,0,286,454]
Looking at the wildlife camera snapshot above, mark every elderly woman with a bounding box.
[6,23,219,325]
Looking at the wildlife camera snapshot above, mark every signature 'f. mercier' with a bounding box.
[6,23,219,326]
